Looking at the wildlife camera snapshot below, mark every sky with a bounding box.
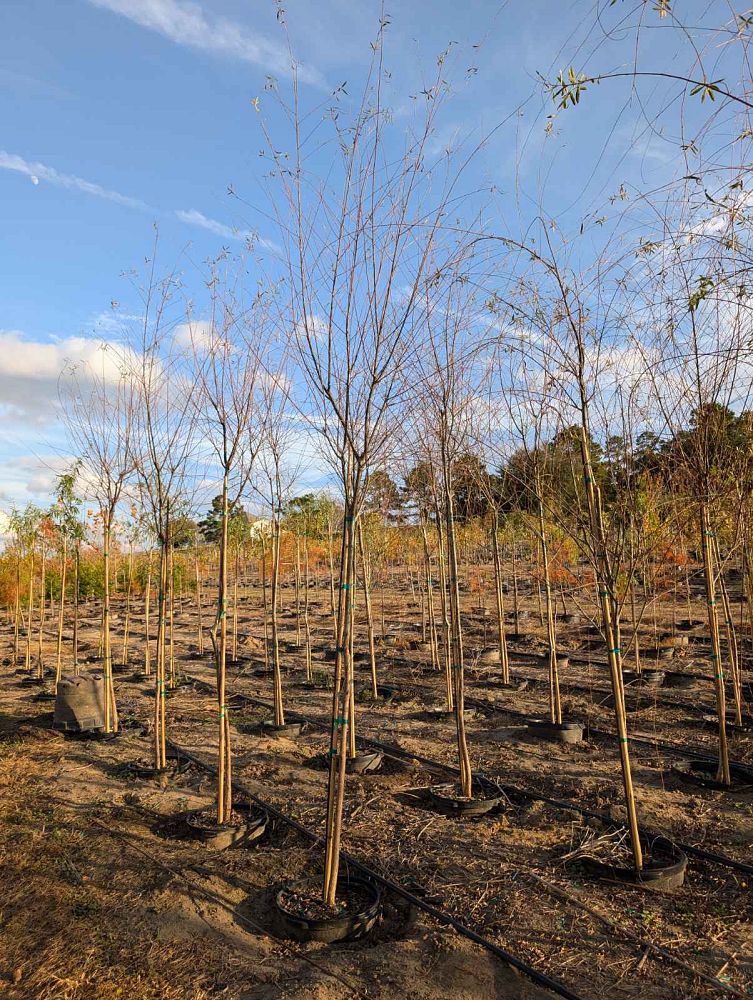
[0,0,736,522]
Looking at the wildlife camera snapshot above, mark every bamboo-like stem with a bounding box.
[323,506,356,905]
[261,535,269,671]
[55,536,68,683]
[195,537,204,655]
[304,534,312,682]
[443,468,472,799]
[13,557,21,666]
[712,535,742,727]
[700,505,731,784]
[36,547,47,680]
[121,541,133,667]
[357,520,378,698]
[434,499,454,711]
[420,517,440,672]
[144,549,153,676]
[490,511,510,685]
[73,545,80,674]
[25,549,34,673]
[271,507,285,727]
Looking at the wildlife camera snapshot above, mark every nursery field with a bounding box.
[0,563,750,1000]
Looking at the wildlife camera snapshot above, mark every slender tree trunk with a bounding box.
[168,542,175,686]
[491,511,510,685]
[261,535,269,671]
[36,548,46,679]
[420,518,440,672]
[121,542,133,666]
[153,538,168,771]
[578,425,642,870]
[271,507,285,727]
[304,534,312,682]
[232,545,239,662]
[357,521,378,698]
[25,550,34,673]
[700,504,731,784]
[13,557,20,665]
[294,534,301,648]
[328,518,337,641]
[211,475,232,823]
[144,549,153,676]
[55,537,68,683]
[73,546,80,674]
[712,536,742,727]
[443,471,472,799]
[537,500,562,725]
[102,514,118,732]
[323,503,357,905]
[195,538,204,655]
[434,501,454,711]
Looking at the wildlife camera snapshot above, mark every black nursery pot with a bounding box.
[361,684,397,703]
[662,670,697,690]
[526,718,584,744]
[622,669,665,689]
[259,719,308,739]
[577,835,687,891]
[275,875,382,943]
[427,781,505,818]
[700,713,753,734]
[346,750,384,774]
[184,803,267,850]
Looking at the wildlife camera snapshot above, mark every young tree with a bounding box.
[262,20,473,902]
[50,466,84,683]
[60,343,135,732]
[189,269,269,822]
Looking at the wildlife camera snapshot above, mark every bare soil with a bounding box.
[1,564,751,999]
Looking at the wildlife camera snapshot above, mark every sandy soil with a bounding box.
[0,565,751,999]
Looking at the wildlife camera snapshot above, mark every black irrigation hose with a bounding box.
[194,676,753,878]
[459,692,752,772]
[166,737,586,1000]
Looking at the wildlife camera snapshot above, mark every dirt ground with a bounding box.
[0,566,751,999]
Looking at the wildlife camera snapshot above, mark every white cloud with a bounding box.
[0,330,132,425]
[175,208,280,253]
[175,208,249,241]
[87,0,324,87]
[173,318,214,349]
[0,150,149,210]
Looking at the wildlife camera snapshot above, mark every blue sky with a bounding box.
[0,0,735,515]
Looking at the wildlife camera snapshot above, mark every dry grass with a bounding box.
[0,737,250,1000]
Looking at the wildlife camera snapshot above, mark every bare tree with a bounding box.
[190,268,270,821]
[60,343,136,732]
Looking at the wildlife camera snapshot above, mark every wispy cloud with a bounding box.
[0,150,149,209]
[87,0,324,87]
[174,207,249,241]
[175,208,280,253]
[0,150,278,249]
